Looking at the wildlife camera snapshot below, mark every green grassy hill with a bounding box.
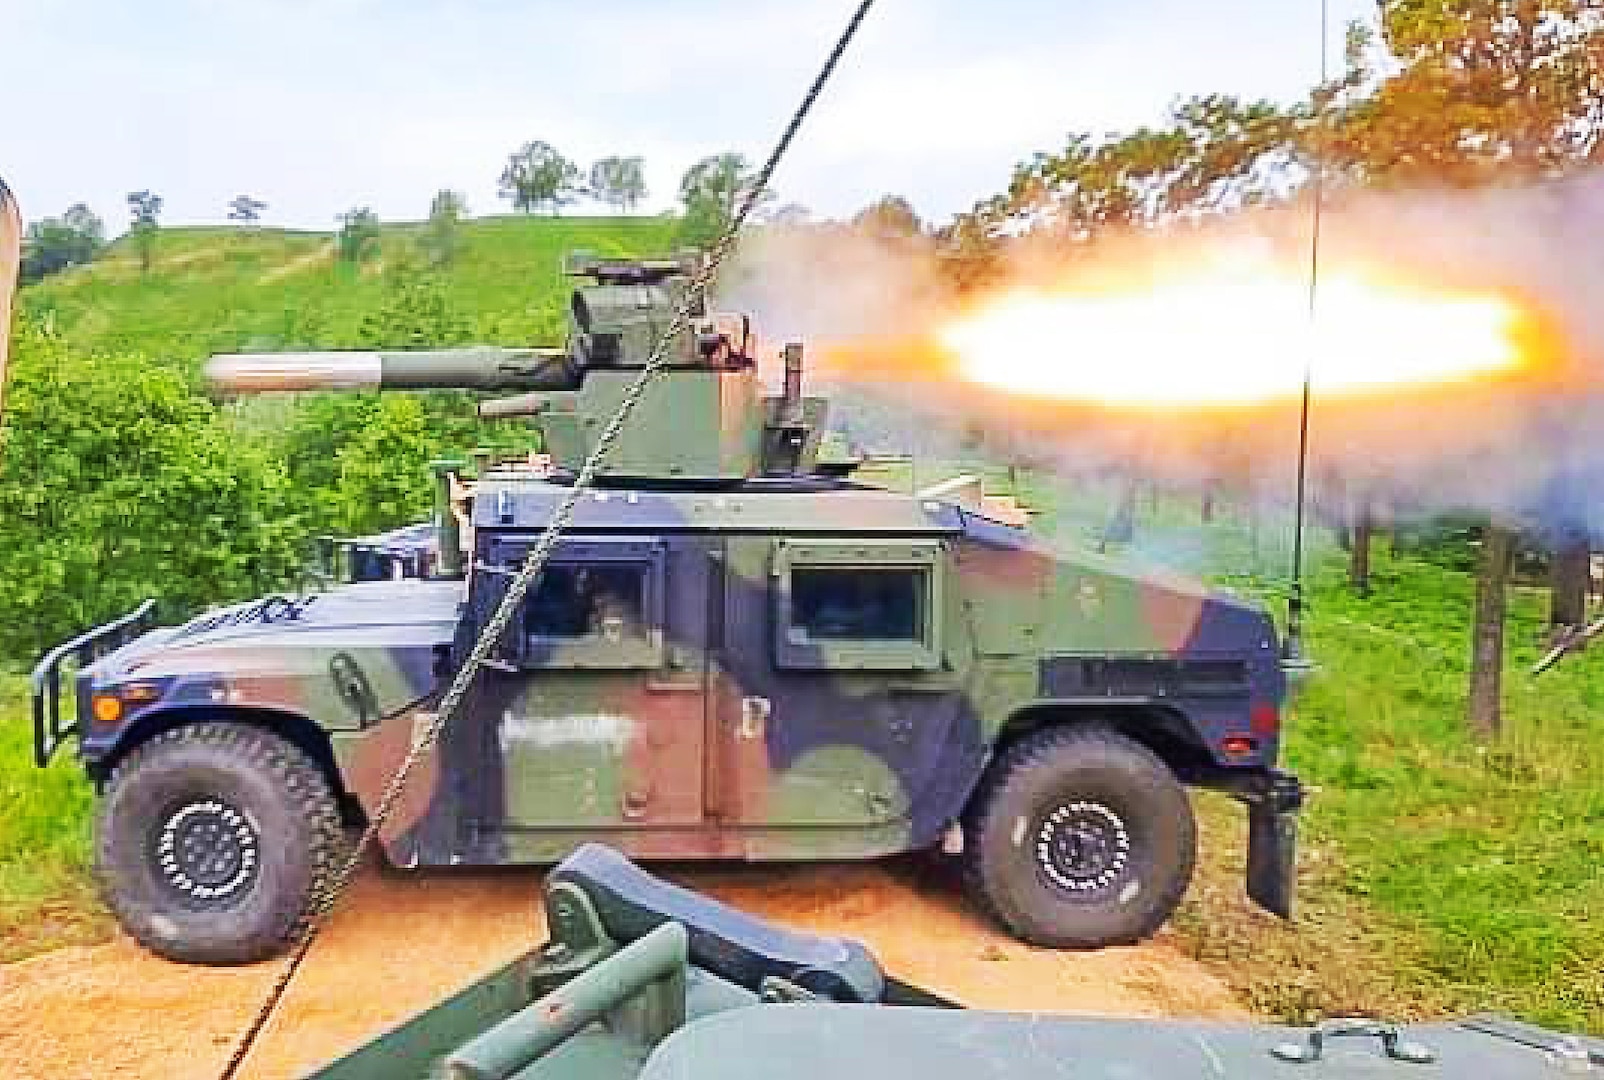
[21,214,681,361]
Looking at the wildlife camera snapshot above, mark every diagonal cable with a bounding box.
[216,3,877,1076]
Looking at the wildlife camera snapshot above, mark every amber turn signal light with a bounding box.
[90,694,123,725]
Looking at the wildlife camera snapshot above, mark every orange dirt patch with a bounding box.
[0,859,1244,1080]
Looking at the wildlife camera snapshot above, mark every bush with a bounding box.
[0,318,303,659]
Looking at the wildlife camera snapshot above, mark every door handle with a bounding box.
[738,696,770,740]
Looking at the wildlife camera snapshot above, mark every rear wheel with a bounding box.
[96,723,342,964]
[962,725,1195,948]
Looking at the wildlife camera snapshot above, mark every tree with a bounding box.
[678,153,771,248]
[228,195,267,225]
[0,317,302,657]
[126,190,163,274]
[1468,523,1516,740]
[336,206,381,265]
[20,203,105,283]
[358,267,473,349]
[588,156,648,212]
[276,267,487,536]
[852,194,922,241]
[422,189,467,267]
[1330,2,1604,184]
[499,141,583,214]
[1550,534,1590,630]
[970,95,1298,242]
[1350,497,1375,597]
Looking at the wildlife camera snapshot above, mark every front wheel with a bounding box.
[96,723,343,964]
[962,725,1196,948]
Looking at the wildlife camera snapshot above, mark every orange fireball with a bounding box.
[938,266,1528,409]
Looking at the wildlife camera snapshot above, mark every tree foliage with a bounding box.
[588,156,648,212]
[499,141,583,215]
[227,195,267,225]
[677,153,771,248]
[278,270,490,537]
[966,95,1298,242]
[0,318,302,658]
[336,206,381,265]
[852,195,923,241]
[1330,1,1604,184]
[20,204,104,284]
[422,189,467,267]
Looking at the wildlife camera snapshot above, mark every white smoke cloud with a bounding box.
[724,171,1604,543]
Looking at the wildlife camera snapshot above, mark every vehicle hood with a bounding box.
[97,580,464,729]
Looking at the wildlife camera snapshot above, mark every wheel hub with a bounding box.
[155,799,259,903]
[1035,800,1131,894]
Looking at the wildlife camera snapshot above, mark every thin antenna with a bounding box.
[1284,0,1328,667]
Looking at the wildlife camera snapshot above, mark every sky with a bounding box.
[2,0,1376,233]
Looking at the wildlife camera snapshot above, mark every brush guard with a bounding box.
[31,599,157,766]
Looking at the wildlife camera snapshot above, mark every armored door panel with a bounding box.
[712,536,963,832]
[483,537,710,831]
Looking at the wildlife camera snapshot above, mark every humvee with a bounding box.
[32,254,1303,964]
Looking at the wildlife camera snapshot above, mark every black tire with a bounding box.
[962,725,1196,948]
[95,723,342,965]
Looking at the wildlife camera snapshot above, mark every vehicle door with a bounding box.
[711,536,964,831]
[479,534,710,829]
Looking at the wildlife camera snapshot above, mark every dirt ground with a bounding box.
[0,858,1245,1080]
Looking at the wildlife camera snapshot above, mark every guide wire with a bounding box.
[215,3,878,1076]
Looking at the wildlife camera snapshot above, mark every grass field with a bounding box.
[1,218,1599,1033]
[1175,542,1604,1033]
[0,677,110,961]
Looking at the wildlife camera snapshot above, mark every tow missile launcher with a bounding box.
[209,253,824,483]
[37,254,1304,966]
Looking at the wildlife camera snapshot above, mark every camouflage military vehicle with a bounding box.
[33,254,1303,964]
[304,844,1596,1080]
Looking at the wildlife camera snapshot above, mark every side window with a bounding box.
[524,564,649,644]
[483,537,665,669]
[774,541,944,671]
[790,567,926,642]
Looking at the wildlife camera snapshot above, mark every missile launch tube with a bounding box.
[206,346,577,394]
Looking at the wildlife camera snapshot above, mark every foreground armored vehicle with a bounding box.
[34,254,1303,964]
[305,844,1599,1080]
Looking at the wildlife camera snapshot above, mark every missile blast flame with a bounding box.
[937,267,1530,409]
